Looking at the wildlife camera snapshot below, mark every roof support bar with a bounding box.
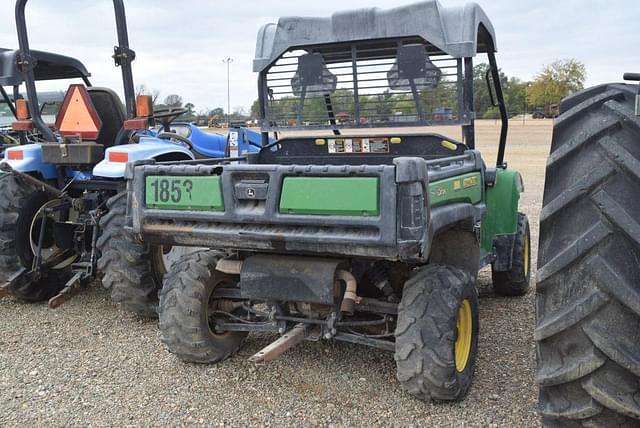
[15,0,55,141]
[487,48,508,167]
[14,0,137,142]
[0,85,16,117]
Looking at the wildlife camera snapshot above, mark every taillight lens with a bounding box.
[7,150,24,160]
[108,152,129,163]
[15,99,30,120]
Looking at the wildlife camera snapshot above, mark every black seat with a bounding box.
[387,45,442,91]
[87,87,127,148]
[291,53,338,97]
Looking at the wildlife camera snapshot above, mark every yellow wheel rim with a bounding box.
[455,299,473,372]
[524,233,530,277]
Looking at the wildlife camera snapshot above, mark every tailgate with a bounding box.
[128,162,401,259]
[127,153,483,261]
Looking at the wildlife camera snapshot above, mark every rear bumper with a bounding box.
[127,153,483,261]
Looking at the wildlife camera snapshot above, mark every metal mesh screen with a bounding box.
[261,39,467,131]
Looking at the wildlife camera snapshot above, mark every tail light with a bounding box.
[108,152,129,163]
[15,99,30,120]
[136,95,154,118]
[7,150,24,160]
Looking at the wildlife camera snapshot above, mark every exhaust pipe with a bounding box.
[623,73,640,116]
[338,270,359,315]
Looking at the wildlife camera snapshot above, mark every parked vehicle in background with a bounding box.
[0,0,257,316]
[532,104,559,119]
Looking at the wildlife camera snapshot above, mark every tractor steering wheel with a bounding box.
[157,132,194,151]
[153,107,188,132]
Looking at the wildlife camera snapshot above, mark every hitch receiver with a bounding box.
[48,271,89,309]
[249,323,310,363]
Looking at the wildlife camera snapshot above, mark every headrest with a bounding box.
[291,53,338,97]
[388,45,442,91]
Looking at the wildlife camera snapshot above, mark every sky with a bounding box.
[0,0,638,114]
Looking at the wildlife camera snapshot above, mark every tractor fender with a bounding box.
[480,168,524,270]
[1,144,57,180]
[93,137,194,179]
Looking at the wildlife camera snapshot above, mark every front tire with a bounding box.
[159,250,247,363]
[394,264,479,401]
[536,83,640,426]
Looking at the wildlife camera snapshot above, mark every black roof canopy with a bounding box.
[254,1,497,73]
[0,48,91,86]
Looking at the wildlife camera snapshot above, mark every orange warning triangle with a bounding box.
[55,84,102,140]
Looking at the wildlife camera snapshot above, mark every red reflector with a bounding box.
[108,152,128,163]
[56,84,103,140]
[7,150,24,160]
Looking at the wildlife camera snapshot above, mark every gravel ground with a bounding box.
[0,120,552,427]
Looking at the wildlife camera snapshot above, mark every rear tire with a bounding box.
[536,83,640,426]
[0,175,32,283]
[159,250,247,363]
[97,192,164,318]
[492,213,531,296]
[394,264,479,401]
[0,175,68,301]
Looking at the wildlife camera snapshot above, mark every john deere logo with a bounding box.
[246,188,256,198]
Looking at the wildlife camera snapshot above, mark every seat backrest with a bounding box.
[387,45,442,91]
[87,87,126,148]
[291,53,337,97]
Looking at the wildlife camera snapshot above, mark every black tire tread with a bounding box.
[492,213,531,296]
[0,175,32,282]
[0,175,69,301]
[536,82,640,426]
[158,249,246,364]
[97,192,159,317]
[394,264,478,401]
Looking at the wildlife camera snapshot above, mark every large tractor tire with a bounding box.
[158,249,247,363]
[536,83,640,426]
[98,192,167,318]
[0,175,30,283]
[0,175,68,301]
[395,264,479,401]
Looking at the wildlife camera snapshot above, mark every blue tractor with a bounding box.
[0,0,258,315]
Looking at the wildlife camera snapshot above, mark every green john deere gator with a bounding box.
[125,1,530,401]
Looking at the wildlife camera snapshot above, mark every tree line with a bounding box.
[135,84,250,126]
[137,58,587,125]
[476,58,586,119]
[249,58,587,123]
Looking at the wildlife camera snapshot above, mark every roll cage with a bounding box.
[14,0,137,142]
[0,48,90,121]
[254,1,509,166]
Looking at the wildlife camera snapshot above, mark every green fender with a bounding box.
[480,168,524,255]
